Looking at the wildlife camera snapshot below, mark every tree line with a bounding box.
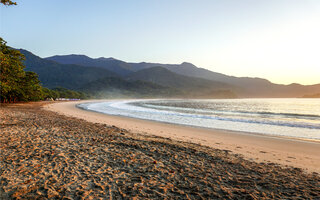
[0,1,89,103]
[0,38,87,103]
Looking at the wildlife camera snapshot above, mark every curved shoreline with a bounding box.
[76,101,320,143]
[45,100,320,173]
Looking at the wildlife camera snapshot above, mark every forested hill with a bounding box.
[21,49,238,98]
[46,54,320,98]
[21,49,320,98]
[21,49,118,89]
[126,66,227,89]
[46,54,132,76]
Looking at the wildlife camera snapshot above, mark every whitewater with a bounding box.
[78,99,320,141]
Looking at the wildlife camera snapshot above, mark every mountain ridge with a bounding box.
[22,49,235,98]
[24,50,320,98]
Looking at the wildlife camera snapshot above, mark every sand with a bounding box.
[46,100,320,173]
[1,101,319,199]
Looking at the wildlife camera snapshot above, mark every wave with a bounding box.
[137,102,320,122]
[78,99,320,140]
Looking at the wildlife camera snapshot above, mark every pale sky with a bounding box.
[1,0,319,85]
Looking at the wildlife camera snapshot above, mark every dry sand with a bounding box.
[46,100,320,173]
[1,101,319,199]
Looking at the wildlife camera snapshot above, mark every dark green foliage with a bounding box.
[42,87,88,100]
[51,87,88,99]
[1,0,16,6]
[0,3,45,102]
[0,38,44,102]
[41,87,59,100]
[0,38,25,102]
[0,39,88,102]
[18,71,44,101]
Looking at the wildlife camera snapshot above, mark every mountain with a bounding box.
[80,77,181,98]
[28,51,320,98]
[126,66,237,98]
[20,49,119,90]
[130,62,320,97]
[126,66,231,90]
[19,49,182,97]
[46,55,133,76]
[128,62,283,97]
[44,53,239,97]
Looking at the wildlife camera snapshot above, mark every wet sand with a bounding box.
[47,100,320,173]
[1,101,319,199]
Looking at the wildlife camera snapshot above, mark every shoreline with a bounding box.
[46,100,320,173]
[2,101,320,199]
[76,102,320,144]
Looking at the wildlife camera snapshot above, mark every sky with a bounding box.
[1,0,320,85]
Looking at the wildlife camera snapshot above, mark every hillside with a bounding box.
[46,55,133,76]
[126,66,230,89]
[126,66,237,98]
[130,62,320,97]
[20,49,119,90]
[19,50,182,98]
[23,51,320,98]
[80,77,180,98]
[47,54,320,97]
[22,50,238,98]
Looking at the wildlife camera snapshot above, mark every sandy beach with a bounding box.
[1,101,319,199]
[47,100,320,173]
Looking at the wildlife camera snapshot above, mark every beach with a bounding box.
[47,100,320,173]
[1,101,319,199]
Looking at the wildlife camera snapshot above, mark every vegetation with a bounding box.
[0,38,87,102]
[80,77,180,98]
[43,87,89,100]
[1,0,16,6]
[0,0,237,101]
[21,49,118,90]
[0,38,43,102]
[0,1,43,103]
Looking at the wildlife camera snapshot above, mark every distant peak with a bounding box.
[48,54,91,59]
[289,83,302,86]
[97,57,117,61]
[181,62,197,68]
[67,54,89,57]
[181,62,195,66]
[181,62,192,65]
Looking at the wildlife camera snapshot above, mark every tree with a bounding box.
[0,1,87,102]
[0,38,26,102]
[19,71,44,101]
[0,38,44,102]
[1,0,16,6]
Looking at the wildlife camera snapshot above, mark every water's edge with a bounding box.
[76,99,320,142]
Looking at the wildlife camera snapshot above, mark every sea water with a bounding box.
[78,99,320,141]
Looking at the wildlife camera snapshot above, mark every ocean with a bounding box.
[78,99,320,141]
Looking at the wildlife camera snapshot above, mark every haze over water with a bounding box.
[79,99,320,141]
